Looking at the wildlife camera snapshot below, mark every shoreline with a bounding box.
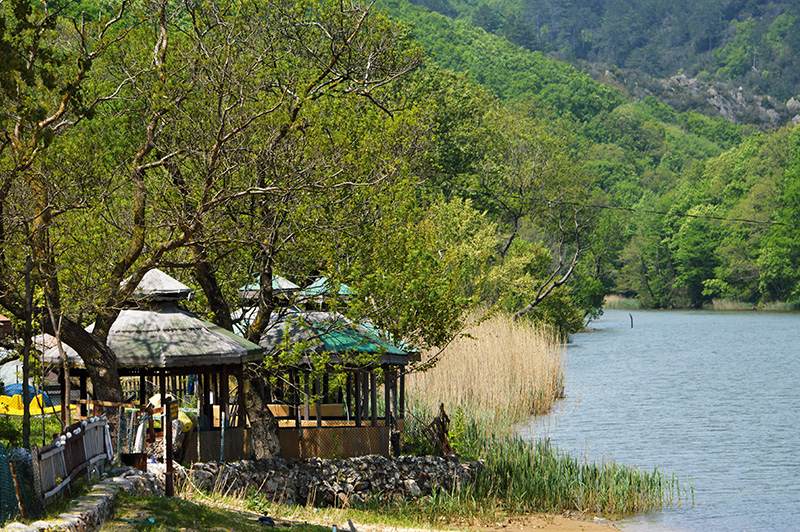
[315,514,620,532]
[473,514,619,532]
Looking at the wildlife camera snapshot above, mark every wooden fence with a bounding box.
[31,418,110,508]
[121,376,193,399]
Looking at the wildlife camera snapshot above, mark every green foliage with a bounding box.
[671,207,724,307]
[0,414,63,449]
[714,20,757,80]
[611,124,800,308]
[343,197,496,349]
[377,3,758,316]
[0,416,19,448]
[403,0,800,103]
[484,240,584,335]
[378,0,626,116]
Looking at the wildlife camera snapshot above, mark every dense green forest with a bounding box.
[378,0,800,309]
[1,0,799,413]
[403,0,800,106]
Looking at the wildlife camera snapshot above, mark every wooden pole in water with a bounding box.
[629,313,634,328]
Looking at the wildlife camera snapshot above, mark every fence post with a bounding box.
[8,459,26,520]
[164,399,174,497]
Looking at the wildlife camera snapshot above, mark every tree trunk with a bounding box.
[57,318,124,404]
[191,248,233,331]
[244,363,281,459]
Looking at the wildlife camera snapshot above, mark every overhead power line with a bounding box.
[427,185,799,228]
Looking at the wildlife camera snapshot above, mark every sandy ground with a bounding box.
[471,515,619,532]
[353,514,619,532]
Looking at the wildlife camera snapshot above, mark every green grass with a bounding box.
[0,413,64,448]
[103,494,332,532]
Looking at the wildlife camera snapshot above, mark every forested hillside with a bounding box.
[2,0,799,413]
[404,0,800,107]
[379,0,800,309]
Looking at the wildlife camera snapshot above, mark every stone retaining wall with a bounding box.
[188,455,484,506]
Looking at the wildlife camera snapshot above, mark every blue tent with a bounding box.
[1,383,53,407]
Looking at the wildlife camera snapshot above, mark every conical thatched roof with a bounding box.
[128,269,191,301]
[42,269,263,370]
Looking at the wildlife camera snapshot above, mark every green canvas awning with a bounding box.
[259,310,408,366]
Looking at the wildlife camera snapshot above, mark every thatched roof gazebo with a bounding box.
[43,269,264,461]
[251,309,411,458]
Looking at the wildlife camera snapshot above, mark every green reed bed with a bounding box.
[403,406,685,521]
[474,437,682,517]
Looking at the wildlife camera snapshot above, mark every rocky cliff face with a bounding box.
[657,74,794,127]
[585,64,800,129]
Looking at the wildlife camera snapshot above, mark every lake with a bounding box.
[517,308,800,532]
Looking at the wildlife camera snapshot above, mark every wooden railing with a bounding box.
[31,418,110,507]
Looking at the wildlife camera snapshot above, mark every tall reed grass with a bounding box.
[472,438,684,517]
[404,312,685,519]
[406,313,564,436]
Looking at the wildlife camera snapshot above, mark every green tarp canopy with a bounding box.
[259,310,408,366]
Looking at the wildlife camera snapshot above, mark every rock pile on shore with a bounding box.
[187,455,483,506]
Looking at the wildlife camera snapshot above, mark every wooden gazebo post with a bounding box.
[237,365,246,427]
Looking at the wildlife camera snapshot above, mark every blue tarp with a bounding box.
[0,384,53,407]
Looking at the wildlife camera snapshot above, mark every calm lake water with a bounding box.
[517,308,800,532]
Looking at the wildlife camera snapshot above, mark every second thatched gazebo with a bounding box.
[242,308,411,458]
